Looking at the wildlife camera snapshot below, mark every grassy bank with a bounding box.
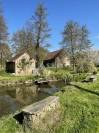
[0,70,35,81]
[54,81,99,133]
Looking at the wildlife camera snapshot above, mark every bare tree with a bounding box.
[0,6,11,69]
[61,21,80,70]
[11,27,48,64]
[12,28,34,55]
[79,25,92,52]
[29,3,51,68]
[61,20,92,71]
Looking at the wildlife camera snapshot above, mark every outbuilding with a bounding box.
[43,49,70,68]
[6,51,36,75]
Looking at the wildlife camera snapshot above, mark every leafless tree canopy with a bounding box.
[61,20,92,71]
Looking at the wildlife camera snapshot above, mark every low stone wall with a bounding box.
[14,96,60,132]
[0,80,33,87]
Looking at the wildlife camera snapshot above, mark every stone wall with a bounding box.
[15,96,60,132]
[55,56,70,68]
[0,80,33,87]
[15,53,35,76]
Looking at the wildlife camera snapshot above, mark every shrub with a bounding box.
[50,70,73,84]
[42,68,88,83]
[39,68,56,79]
[76,61,97,73]
[62,72,73,84]
[73,73,87,82]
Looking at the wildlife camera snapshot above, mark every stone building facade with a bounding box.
[6,52,36,76]
[43,49,70,68]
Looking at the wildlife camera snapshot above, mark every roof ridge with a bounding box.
[44,49,63,61]
[10,51,29,62]
[49,49,62,53]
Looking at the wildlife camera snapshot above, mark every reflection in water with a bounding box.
[16,85,49,105]
[0,81,65,117]
[0,84,49,117]
[0,95,20,117]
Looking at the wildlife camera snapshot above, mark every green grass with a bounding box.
[0,75,99,133]
[0,70,36,81]
[54,80,99,133]
[0,115,22,133]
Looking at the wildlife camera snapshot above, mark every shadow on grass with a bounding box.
[70,83,99,96]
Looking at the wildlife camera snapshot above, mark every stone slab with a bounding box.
[22,96,59,114]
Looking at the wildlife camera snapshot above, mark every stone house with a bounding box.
[43,49,70,68]
[6,51,36,75]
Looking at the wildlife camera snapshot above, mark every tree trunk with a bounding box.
[72,55,75,71]
[35,43,40,68]
[1,52,3,69]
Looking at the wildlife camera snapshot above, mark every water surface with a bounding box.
[0,81,65,117]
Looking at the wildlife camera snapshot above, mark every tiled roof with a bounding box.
[10,51,29,62]
[44,49,63,61]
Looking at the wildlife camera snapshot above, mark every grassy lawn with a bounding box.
[54,80,99,133]
[0,75,99,133]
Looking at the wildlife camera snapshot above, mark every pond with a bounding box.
[0,81,65,117]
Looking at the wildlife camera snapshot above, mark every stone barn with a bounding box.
[6,51,36,76]
[43,49,70,68]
